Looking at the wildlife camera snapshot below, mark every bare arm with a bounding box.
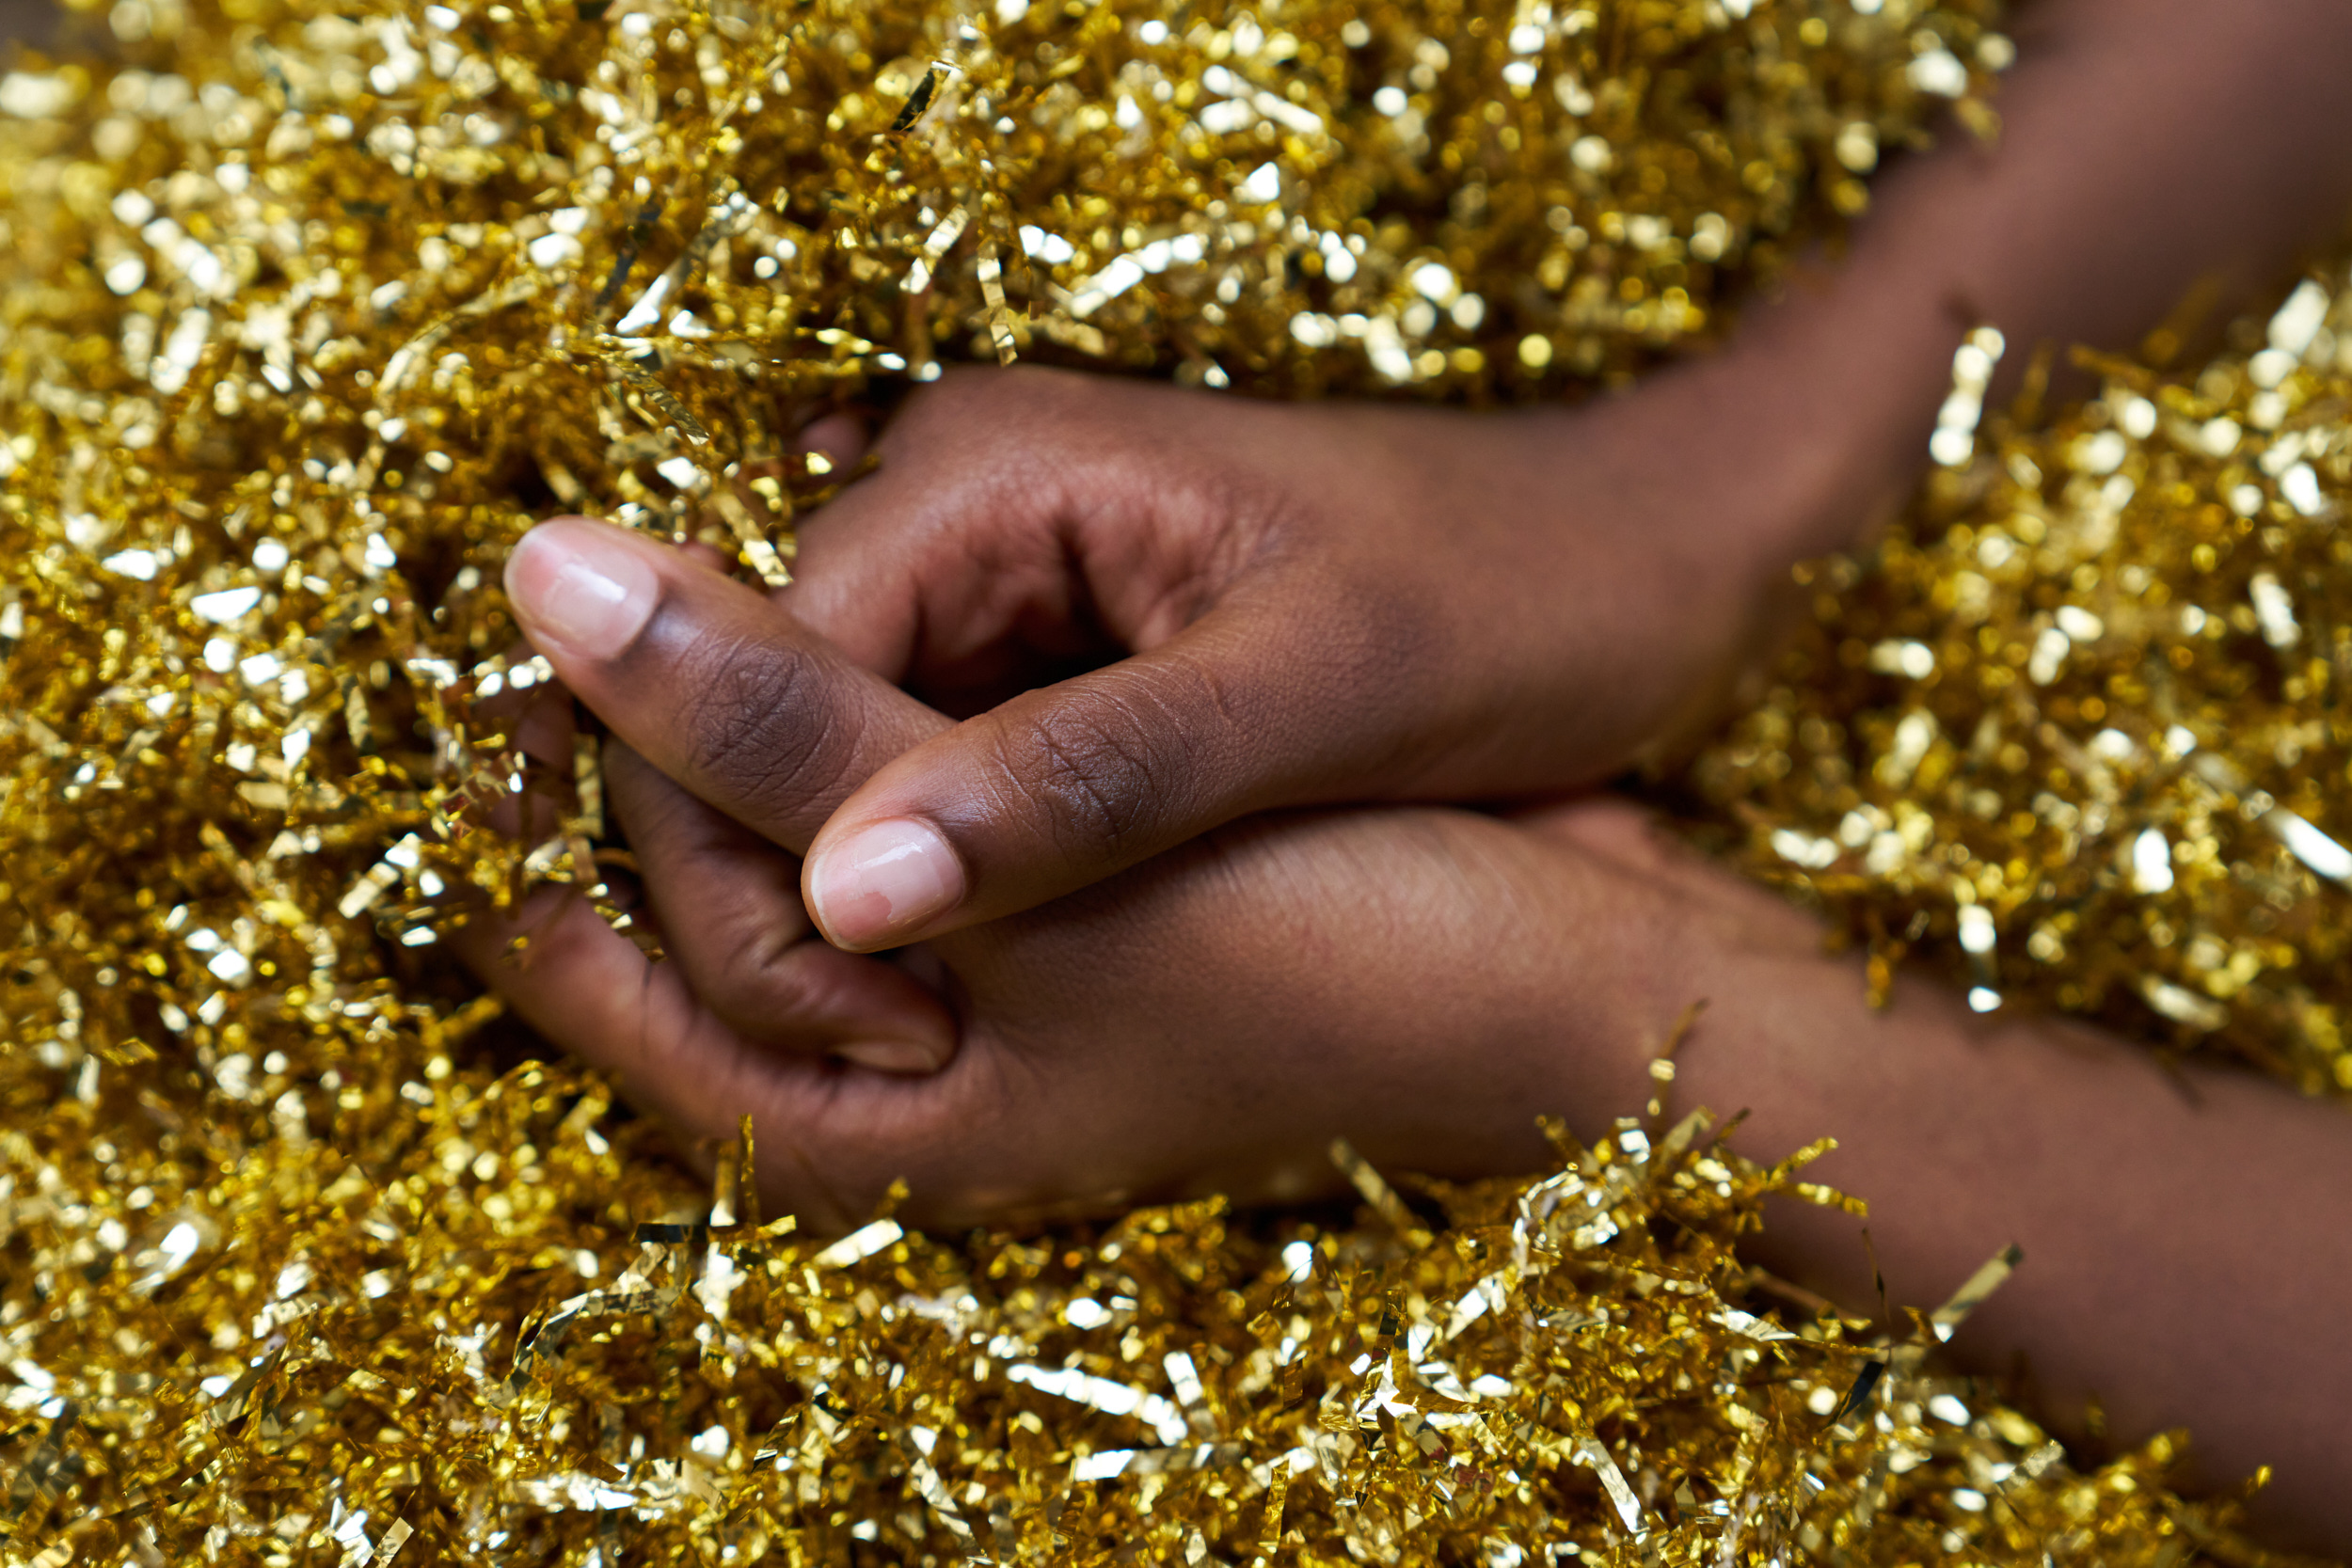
[1557,21,2352,1528]
[1706,0,2352,552]
[1650,24,2352,1532]
[1542,805,2352,1552]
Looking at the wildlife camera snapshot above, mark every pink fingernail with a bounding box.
[807,818,963,948]
[836,1037,950,1075]
[504,521,659,659]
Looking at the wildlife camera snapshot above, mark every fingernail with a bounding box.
[806,818,963,948]
[505,521,659,659]
[836,1037,950,1075]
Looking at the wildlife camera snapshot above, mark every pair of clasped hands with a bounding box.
[469,366,1800,1231]
[458,2,2352,1532]
[472,362,2352,1540]
[469,359,2352,1538]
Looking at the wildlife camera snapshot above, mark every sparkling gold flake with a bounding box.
[1695,263,2352,1098]
[0,0,2272,1557]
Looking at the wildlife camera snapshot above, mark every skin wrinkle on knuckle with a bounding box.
[928,500,1073,660]
[1066,460,1265,665]
[611,774,712,855]
[1035,652,1254,858]
[1005,707,1160,861]
[946,1029,1041,1136]
[590,965,727,1106]
[1190,484,1279,606]
[877,474,1091,680]
[903,384,1200,662]
[675,626,854,822]
[1074,444,1256,633]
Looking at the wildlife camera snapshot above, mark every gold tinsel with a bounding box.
[0,0,2288,1558]
[1695,278,2352,1099]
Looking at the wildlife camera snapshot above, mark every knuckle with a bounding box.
[989,663,1231,861]
[606,752,703,842]
[998,706,1160,858]
[675,630,850,820]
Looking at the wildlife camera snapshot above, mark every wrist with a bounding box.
[1505,804,1763,1129]
[1696,277,1960,563]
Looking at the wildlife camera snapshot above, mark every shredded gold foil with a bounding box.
[0,1074,2235,1560]
[0,0,2279,1555]
[1694,266,2352,1098]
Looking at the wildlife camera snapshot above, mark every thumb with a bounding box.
[800,602,1388,951]
[503,516,950,856]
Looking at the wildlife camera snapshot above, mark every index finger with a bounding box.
[502,516,950,856]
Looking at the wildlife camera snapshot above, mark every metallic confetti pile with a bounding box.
[0,0,2269,1557]
[1694,273,2352,1099]
[6,1080,2238,1563]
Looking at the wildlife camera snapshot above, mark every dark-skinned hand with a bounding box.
[466,523,2352,1544]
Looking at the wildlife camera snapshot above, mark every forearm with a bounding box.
[1694,0,2352,559]
[1646,893,2352,1545]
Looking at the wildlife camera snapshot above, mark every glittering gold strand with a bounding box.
[1694,268,2352,1099]
[2,0,2262,1558]
[0,1061,2238,1561]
